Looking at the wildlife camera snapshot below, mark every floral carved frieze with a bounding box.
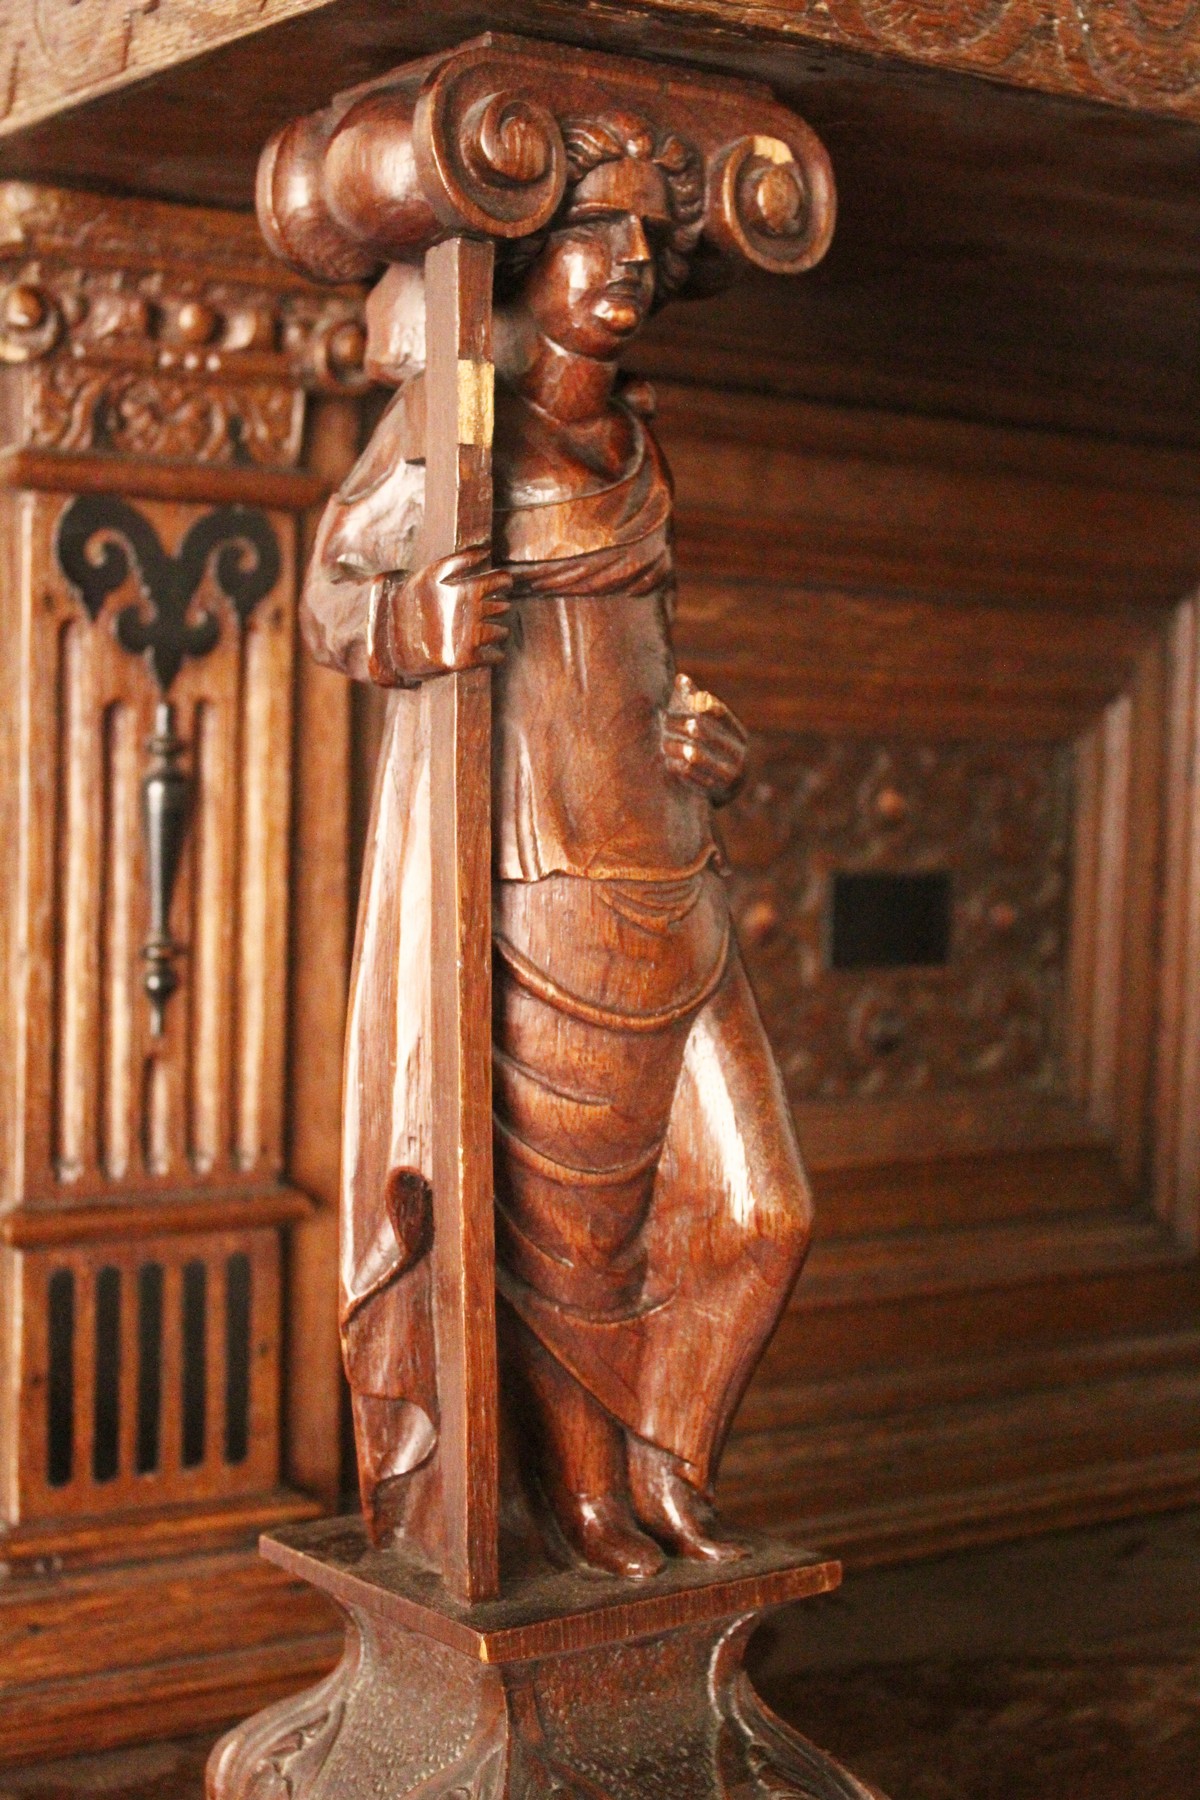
[723,734,1072,1104]
[0,184,366,468]
[1,1,1200,137]
[819,0,1200,107]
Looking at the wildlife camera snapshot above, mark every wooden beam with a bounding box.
[422,235,501,1603]
[4,2,1200,148]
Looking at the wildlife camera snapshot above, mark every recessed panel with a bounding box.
[724,736,1072,1104]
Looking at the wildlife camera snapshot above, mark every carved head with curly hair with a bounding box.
[494,110,704,356]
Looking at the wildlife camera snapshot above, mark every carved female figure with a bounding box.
[303,111,814,1581]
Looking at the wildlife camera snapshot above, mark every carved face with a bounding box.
[519,156,672,358]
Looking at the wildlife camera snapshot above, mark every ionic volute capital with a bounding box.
[256,31,836,307]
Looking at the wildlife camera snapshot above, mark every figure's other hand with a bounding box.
[378,548,512,680]
[662,673,748,807]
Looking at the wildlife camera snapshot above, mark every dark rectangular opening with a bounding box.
[224,1253,251,1465]
[47,1269,74,1487]
[135,1261,163,1474]
[830,870,953,971]
[181,1259,207,1468]
[92,1266,120,1482]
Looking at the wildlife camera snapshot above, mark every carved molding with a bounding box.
[724,734,1071,1105]
[1,0,1200,146]
[0,1,323,132]
[0,182,366,467]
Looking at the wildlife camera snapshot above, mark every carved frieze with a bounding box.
[2,0,1200,146]
[724,734,1072,1104]
[0,183,366,467]
[818,0,1200,107]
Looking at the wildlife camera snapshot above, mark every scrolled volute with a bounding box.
[706,128,836,275]
[415,60,566,236]
[256,46,568,282]
[256,111,379,284]
[255,34,835,296]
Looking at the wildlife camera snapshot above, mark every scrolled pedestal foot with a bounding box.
[208,1638,359,1800]
[207,1531,889,1800]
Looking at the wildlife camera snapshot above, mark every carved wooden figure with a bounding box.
[212,35,886,1800]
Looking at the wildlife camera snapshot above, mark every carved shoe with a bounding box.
[628,1439,750,1563]
[555,1490,667,1580]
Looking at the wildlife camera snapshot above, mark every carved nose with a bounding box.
[623,216,652,264]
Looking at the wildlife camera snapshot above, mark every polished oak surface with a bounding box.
[208,37,894,1800]
[3,0,1200,145]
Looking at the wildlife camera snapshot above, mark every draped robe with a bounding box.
[304,383,813,1527]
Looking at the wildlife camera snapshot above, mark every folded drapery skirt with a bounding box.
[492,869,811,1486]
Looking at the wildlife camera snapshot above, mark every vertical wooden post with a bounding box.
[422,236,501,1602]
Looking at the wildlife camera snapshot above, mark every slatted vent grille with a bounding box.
[16,1228,279,1522]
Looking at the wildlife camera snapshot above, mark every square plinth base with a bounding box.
[259,1514,843,1662]
[208,1520,887,1800]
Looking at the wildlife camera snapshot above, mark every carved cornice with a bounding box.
[0,182,366,469]
[791,0,1200,112]
[0,0,1199,145]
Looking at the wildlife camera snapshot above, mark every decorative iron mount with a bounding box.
[55,496,281,1031]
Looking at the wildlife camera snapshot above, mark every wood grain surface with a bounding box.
[4,0,1200,143]
[0,181,359,1761]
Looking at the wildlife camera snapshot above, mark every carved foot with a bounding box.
[627,1438,751,1565]
[552,1488,667,1581]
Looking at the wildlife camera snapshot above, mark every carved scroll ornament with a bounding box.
[257,33,836,291]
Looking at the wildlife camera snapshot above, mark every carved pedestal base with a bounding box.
[208,1520,886,1800]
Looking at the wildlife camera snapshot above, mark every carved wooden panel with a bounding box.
[723,734,1072,1106]
[2,0,1200,144]
[8,492,294,1203]
[5,1226,279,1540]
[0,186,359,1717]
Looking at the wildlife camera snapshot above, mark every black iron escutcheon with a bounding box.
[55,496,281,689]
[55,496,282,1032]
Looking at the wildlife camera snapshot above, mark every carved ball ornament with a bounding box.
[0,280,63,362]
[257,34,836,292]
